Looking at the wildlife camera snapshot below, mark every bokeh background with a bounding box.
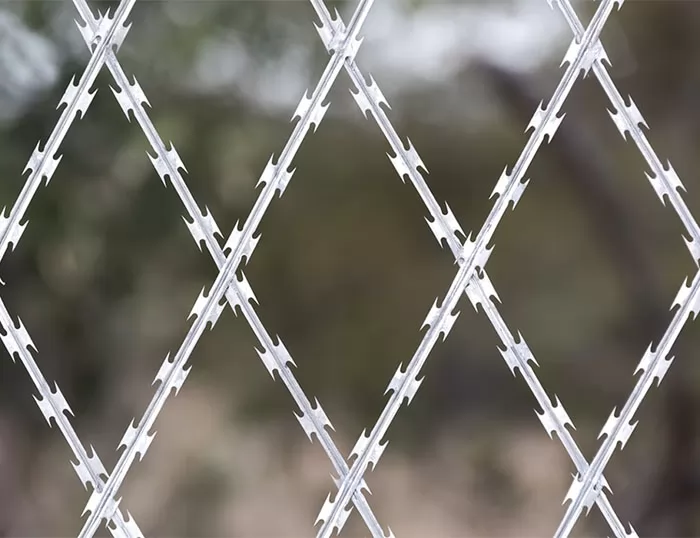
[0,0,699,535]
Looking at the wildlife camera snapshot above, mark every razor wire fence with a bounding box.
[0,0,696,536]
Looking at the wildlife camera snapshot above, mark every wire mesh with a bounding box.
[0,0,693,536]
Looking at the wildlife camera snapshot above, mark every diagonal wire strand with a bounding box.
[0,297,143,538]
[305,1,635,536]
[553,272,700,538]
[550,0,700,261]
[548,1,700,536]
[75,2,376,535]
[72,0,392,533]
[313,1,623,535]
[0,1,141,536]
[0,0,134,267]
[3,0,671,535]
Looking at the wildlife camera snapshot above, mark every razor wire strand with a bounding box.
[548,0,700,535]
[308,0,634,536]
[2,0,690,535]
[74,2,378,536]
[314,1,622,536]
[0,1,143,536]
[73,0,392,534]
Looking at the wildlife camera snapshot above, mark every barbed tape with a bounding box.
[0,0,693,536]
[314,1,629,536]
[0,1,142,537]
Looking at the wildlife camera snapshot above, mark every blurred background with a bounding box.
[0,0,699,535]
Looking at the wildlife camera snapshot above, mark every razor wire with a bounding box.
[76,0,390,535]
[313,0,626,535]
[73,0,376,536]
[0,0,694,536]
[0,1,143,538]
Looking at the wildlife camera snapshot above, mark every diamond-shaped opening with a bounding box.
[95,48,298,538]
[292,41,621,538]
[0,27,283,534]
[226,10,644,532]
[594,12,700,536]
[245,28,616,532]
[479,30,700,535]
[0,69,179,536]
[9,0,700,536]
[121,3,431,536]
[238,65,518,534]
[244,98,441,422]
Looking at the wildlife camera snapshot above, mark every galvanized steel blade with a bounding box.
[552,228,700,536]
[85,2,389,530]
[308,1,631,536]
[314,1,622,536]
[538,1,698,535]
[0,297,143,538]
[75,1,376,535]
[549,0,700,263]
[0,0,135,266]
[473,284,636,538]
[543,3,700,535]
[0,0,140,536]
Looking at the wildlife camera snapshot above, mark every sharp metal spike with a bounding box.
[564,475,603,515]
[0,315,36,361]
[387,138,426,183]
[598,407,638,450]
[292,90,330,132]
[316,492,353,531]
[147,143,187,187]
[350,429,388,470]
[110,76,151,120]
[182,205,223,252]
[223,220,260,264]
[295,397,335,442]
[526,101,566,142]
[188,286,226,329]
[71,445,108,491]
[607,97,648,141]
[152,352,192,397]
[58,74,98,119]
[350,73,390,119]
[118,419,156,462]
[634,343,674,387]
[0,207,27,259]
[257,155,296,197]
[536,395,575,439]
[384,363,424,406]
[23,142,64,186]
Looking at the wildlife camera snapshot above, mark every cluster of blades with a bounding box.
[0,0,696,536]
